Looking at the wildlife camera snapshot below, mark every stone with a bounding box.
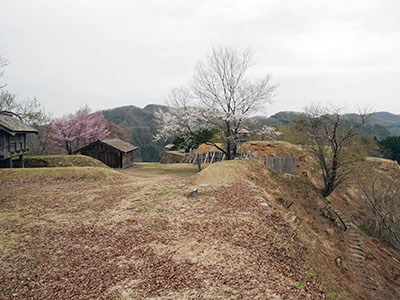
[255,196,265,201]
[252,189,261,193]
[263,209,273,215]
[260,202,271,208]
[188,188,198,197]
[178,184,186,188]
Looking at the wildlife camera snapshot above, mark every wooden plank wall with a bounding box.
[265,157,297,174]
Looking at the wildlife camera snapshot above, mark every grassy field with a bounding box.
[0,162,328,299]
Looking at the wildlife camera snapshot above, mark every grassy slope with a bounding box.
[242,141,400,299]
[17,154,109,168]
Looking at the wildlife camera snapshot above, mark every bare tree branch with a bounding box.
[297,103,373,197]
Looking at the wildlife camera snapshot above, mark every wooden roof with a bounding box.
[100,138,138,153]
[75,138,139,154]
[0,112,38,135]
[195,143,225,154]
[164,143,177,150]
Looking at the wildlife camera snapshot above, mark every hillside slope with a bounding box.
[239,142,400,300]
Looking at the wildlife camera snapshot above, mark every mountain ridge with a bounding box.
[102,104,400,161]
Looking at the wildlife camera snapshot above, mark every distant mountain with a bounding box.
[368,112,400,136]
[102,105,169,162]
[261,110,397,140]
[142,104,169,115]
[264,111,302,126]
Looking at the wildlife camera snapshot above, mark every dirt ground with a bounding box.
[0,162,330,300]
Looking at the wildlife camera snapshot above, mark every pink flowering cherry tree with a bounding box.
[49,106,109,154]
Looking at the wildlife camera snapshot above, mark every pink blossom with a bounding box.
[49,106,109,154]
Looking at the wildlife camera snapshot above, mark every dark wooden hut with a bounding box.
[75,138,139,168]
[0,112,38,168]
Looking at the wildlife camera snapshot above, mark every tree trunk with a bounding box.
[322,152,339,197]
[232,142,238,158]
[226,139,232,160]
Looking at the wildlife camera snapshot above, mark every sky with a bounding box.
[0,0,399,117]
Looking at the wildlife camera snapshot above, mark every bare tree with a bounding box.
[155,46,278,159]
[0,55,9,89]
[0,90,50,126]
[297,104,372,197]
[356,166,400,249]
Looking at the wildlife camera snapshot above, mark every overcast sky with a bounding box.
[1,0,399,117]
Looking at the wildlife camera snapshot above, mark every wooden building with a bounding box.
[237,128,251,143]
[164,143,178,151]
[75,138,139,168]
[0,112,38,168]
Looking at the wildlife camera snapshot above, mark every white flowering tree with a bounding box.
[255,125,282,141]
[155,46,278,159]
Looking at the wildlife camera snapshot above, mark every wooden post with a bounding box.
[210,152,215,164]
[197,158,201,172]
[204,152,209,164]
[18,154,24,168]
[5,157,12,168]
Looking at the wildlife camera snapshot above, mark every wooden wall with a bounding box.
[0,131,28,160]
[265,157,297,174]
[78,142,135,169]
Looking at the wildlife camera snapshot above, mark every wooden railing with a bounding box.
[181,151,255,164]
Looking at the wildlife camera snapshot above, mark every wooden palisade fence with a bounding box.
[265,157,297,174]
[181,151,255,164]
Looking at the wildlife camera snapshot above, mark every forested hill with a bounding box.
[102,104,168,162]
[257,111,400,139]
[102,104,400,161]
[369,112,400,136]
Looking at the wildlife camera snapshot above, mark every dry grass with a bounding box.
[240,141,303,157]
[195,160,249,186]
[1,150,400,300]
[195,143,224,154]
[19,154,109,168]
[0,167,125,184]
[0,161,327,299]
[124,162,201,178]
